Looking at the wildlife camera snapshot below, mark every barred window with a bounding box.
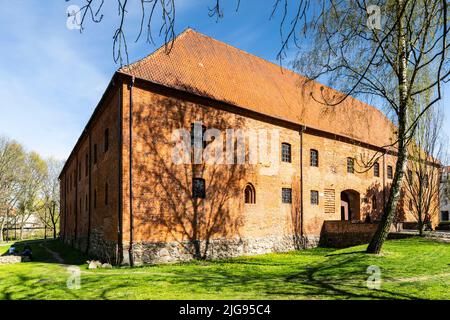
[387,166,393,179]
[310,149,319,167]
[347,157,354,174]
[311,190,319,205]
[374,162,380,177]
[192,178,206,199]
[281,143,291,163]
[282,188,292,204]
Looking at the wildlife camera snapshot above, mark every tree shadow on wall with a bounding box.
[133,94,248,260]
[361,182,406,224]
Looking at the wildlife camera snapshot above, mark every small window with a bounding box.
[94,189,97,209]
[93,144,98,164]
[104,128,109,153]
[282,188,292,204]
[190,123,207,148]
[105,182,108,206]
[244,183,256,204]
[347,157,354,174]
[424,174,429,188]
[311,190,319,205]
[387,166,393,179]
[310,149,319,167]
[85,154,88,177]
[192,178,206,199]
[374,162,380,177]
[281,143,291,163]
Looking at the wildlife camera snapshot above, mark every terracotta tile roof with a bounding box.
[119,28,396,148]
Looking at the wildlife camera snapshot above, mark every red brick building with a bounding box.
[59,29,432,265]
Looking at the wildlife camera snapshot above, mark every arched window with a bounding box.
[244,183,256,204]
[387,165,393,179]
[374,162,380,177]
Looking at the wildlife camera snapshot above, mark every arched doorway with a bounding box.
[340,190,361,221]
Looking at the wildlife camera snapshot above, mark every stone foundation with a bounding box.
[122,234,320,265]
[87,229,118,264]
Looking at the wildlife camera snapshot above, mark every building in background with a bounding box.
[441,166,450,222]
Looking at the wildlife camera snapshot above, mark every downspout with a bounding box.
[117,81,124,265]
[383,152,386,213]
[300,126,305,242]
[74,155,78,247]
[128,76,135,267]
[86,132,92,254]
[63,171,67,242]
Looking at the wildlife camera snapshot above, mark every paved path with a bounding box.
[39,242,66,265]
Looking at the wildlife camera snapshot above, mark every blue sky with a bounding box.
[0,0,449,160]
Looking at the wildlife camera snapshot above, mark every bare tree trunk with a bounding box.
[367,0,409,254]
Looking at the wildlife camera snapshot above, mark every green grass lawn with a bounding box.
[0,237,448,300]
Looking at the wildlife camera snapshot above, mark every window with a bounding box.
[281,143,291,163]
[282,188,292,204]
[408,170,413,182]
[441,211,449,221]
[387,166,393,179]
[104,128,109,153]
[311,190,319,205]
[105,183,108,206]
[244,183,256,204]
[85,154,88,177]
[374,162,380,177]
[94,189,97,209]
[93,144,98,164]
[192,178,206,198]
[310,149,319,167]
[190,123,207,148]
[347,157,354,174]
[424,174,429,188]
